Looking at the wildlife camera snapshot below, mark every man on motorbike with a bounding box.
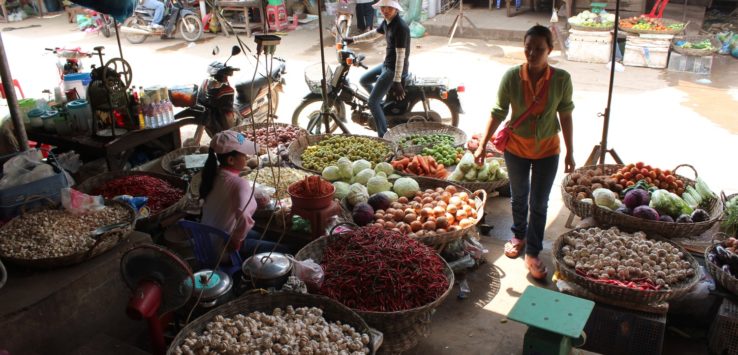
[142,0,165,29]
[344,0,409,137]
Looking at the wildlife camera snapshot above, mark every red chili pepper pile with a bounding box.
[576,269,661,291]
[94,175,184,214]
[319,226,449,312]
[289,176,333,198]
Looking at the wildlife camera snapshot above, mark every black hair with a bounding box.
[525,25,554,50]
[199,148,240,200]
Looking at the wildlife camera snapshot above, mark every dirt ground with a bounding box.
[1,10,737,354]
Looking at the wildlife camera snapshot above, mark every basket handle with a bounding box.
[19,195,58,216]
[673,164,698,180]
[328,222,358,237]
[85,222,129,258]
[473,189,488,209]
[368,328,383,353]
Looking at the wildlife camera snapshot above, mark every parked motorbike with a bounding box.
[292,42,463,135]
[45,47,92,81]
[173,46,286,145]
[120,0,203,44]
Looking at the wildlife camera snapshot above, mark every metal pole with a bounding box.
[0,33,29,151]
[599,0,620,165]
[316,0,331,133]
[114,18,124,59]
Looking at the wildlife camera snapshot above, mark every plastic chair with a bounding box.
[265,3,288,32]
[177,220,243,276]
[0,79,24,99]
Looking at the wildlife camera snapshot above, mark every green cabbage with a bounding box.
[464,168,477,181]
[333,181,351,200]
[353,169,375,185]
[374,162,394,176]
[650,189,693,218]
[393,177,420,198]
[337,157,353,180]
[388,173,402,180]
[346,183,369,207]
[321,165,340,181]
[448,169,464,181]
[367,175,393,195]
[457,152,476,173]
[352,159,372,176]
[377,190,399,202]
[593,188,621,210]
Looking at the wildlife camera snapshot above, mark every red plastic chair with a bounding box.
[0,79,24,99]
[265,3,289,32]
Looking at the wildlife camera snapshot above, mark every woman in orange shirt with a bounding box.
[474,25,576,281]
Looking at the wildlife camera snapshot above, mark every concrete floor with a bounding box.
[0,7,736,354]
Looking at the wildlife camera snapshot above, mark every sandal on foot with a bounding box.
[525,256,548,281]
[504,238,525,258]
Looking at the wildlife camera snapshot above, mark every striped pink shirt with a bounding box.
[201,168,257,249]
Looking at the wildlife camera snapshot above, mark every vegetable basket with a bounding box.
[0,199,136,269]
[160,145,209,176]
[383,122,467,155]
[295,233,454,354]
[232,122,308,155]
[671,35,720,56]
[553,229,701,304]
[76,171,188,231]
[705,235,738,297]
[721,192,738,237]
[560,164,624,218]
[287,134,395,175]
[167,290,384,355]
[568,22,614,32]
[449,156,510,194]
[592,164,723,238]
[619,18,686,35]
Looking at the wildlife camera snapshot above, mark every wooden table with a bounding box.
[216,0,266,37]
[27,117,197,171]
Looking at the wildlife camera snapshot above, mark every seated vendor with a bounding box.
[199,130,288,257]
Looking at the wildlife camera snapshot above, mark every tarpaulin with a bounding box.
[69,0,137,22]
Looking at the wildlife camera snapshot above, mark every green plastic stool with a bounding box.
[508,286,594,355]
[590,2,607,14]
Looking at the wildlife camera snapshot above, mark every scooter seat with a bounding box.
[233,59,286,104]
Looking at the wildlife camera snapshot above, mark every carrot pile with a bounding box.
[391,155,448,179]
[289,176,333,198]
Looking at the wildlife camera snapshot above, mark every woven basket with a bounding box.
[232,122,308,155]
[450,157,510,194]
[167,291,383,355]
[553,228,701,304]
[593,164,723,238]
[671,35,720,56]
[561,164,624,218]
[0,199,136,269]
[160,145,209,176]
[76,171,188,230]
[721,192,738,236]
[384,122,467,155]
[568,22,614,32]
[295,234,454,354]
[287,134,395,174]
[619,18,686,35]
[705,235,738,297]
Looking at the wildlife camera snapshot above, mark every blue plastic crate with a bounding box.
[0,152,71,220]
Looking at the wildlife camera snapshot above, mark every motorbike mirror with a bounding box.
[212,46,220,56]
[231,45,241,56]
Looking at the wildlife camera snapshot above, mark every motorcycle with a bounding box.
[120,0,203,44]
[292,42,463,135]
[45,47,92,81]
[174,46,286,145]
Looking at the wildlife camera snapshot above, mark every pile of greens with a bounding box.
[723,195,738,237]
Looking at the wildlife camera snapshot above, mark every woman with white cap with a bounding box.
[199,130,288,256]
[344,0,410,138]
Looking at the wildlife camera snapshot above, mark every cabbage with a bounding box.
[367,175,392,195]
[337,157,353,180]
[388,174,402,180]
[593,188,620,210]
[321,165,341,181]
[457,152,476,172]
[464,168,477,181]
[377,190,399,202]
[448,169,464,181]
[352,159,372,176]
[346,183,369,207]
[393,177,420,198]
[376,171,387,178]
[374,162,394,176]
[650,189,693,218]
[353,169,375,185]
[333,181,351,200]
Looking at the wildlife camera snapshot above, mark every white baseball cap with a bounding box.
[373,0,404,11]
[210,130,260,156]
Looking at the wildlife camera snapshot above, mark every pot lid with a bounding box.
[182,269,232,300]
[243,252,292,279]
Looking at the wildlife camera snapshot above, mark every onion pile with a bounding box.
[242,125,303,149]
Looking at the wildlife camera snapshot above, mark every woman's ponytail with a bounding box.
[199,148,218,200]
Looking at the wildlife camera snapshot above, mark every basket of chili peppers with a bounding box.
[288,175,335,210]
[554,227,700,304]
[76,171,187,230]
[296,225,454,353]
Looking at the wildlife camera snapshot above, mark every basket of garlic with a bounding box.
[0,199,136,268]
[554,227,700,304]
[168,290,383,355]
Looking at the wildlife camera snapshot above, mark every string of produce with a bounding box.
[94,175,184,214]
[560,227,696,289]
[241,125,303,149]
[399,133,455,147]
[301,136,391,172]
[319,226,449,312]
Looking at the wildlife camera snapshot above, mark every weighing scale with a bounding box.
[507,286,594,355]
[590,2,607,14]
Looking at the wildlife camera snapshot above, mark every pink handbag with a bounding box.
[492,72,553,152]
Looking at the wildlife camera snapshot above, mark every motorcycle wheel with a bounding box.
[292,97,346,135]
[123,17,149,44]
[179,14,203,42]
[408,95,459,127]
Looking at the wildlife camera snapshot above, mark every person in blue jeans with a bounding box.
[344,0,409,137]
[142,0,165,29]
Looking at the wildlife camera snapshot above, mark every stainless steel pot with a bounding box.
[182,269,233,309]
[241,252,293,290]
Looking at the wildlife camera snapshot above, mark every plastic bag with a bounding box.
[55,151,83,174]
[289,257,324,290]
[113,195,150,218]
[409,21,426,38]
[0,150,53,189]
[254,183,276,209]
[61,188,105,214]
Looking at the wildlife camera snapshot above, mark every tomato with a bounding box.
[623,172,633,179]
[654,168,662,175]
[636,162,645,169]
[653,179,660,186]
[631,167,640,174]
[666,175,676,183]
[645,177,653,184]
[664,170,672,176]
[626,163,635,169]
[626,181,635,187]
[639,168,649,176]
[619,179,627,186]
[644,165,652,171]
[636,174,645,180]
[676,180,685,187]
[649,171,657,179]
[660,182,669,189]
[677,187,685,195]
[614,173,624,180]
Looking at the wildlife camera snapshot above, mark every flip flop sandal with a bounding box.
[504,238,524,258]
[526,259,549,281]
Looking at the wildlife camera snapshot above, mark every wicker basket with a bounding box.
[553,228,701,304]
[295,234,454,354]
[287,134,395,174]
[592,164,723,238]
[167,291,384,355]
[568,22,614,32]
[619,18,686,35]
[705,234,738,297]
[384,122,467,155]
[76,171,188,230]
[722,192,738,236]
[450,157,510,194]
[671,35,721,56]
[160,145,209,176]
[232,122,308,155]
[0,199,136,269]
[560,164,624,218]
